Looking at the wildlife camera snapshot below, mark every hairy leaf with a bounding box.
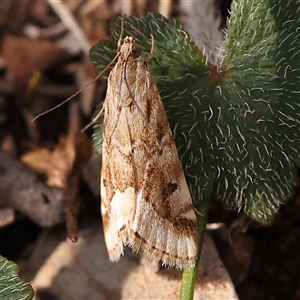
[90,0,300,222]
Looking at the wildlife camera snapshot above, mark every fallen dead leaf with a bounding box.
[1,34,65,84]
[21,145,69,189]
[22,102,93,239]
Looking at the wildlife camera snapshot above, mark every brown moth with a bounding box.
[101,35,199,269]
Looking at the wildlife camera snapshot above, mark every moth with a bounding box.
[100,34,199,269]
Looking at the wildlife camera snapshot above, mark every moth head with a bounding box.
[117,36,131,53]
[119,36,141,59]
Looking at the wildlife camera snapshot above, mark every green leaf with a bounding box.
[0,255,34,300]
[220,0,300,220]
[90,1,300,223]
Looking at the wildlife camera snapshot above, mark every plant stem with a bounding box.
[179,197,211,300]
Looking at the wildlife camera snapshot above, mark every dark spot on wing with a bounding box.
[162,182,178,201]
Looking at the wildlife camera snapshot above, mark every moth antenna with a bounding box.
[81,17,126,132]
[33,16,126,123]
[118,16,125,48]
[146,34,155,62]
[81,105,104,133]
[31,53,120,122]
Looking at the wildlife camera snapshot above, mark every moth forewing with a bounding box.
[100,36,199,269]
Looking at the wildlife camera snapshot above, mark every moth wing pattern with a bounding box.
[100,36,199,269]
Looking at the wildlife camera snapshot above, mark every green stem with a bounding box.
[179,197,211,300]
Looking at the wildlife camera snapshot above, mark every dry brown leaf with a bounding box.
[21,145,68,189]
[22,106,92,189]
[1,34,64,83]
[21,103,93,235]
